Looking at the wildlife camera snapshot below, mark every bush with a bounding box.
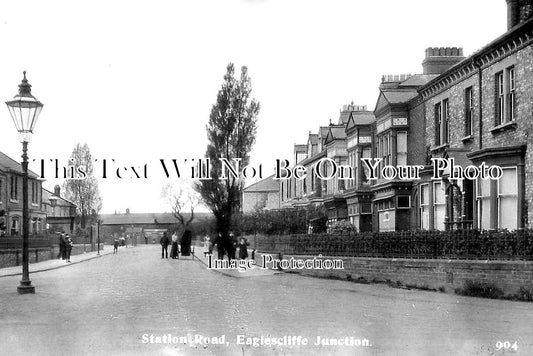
[513,286,533,302]
[455,280,504,299]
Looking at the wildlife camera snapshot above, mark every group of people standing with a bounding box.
[158,229,250,262]
[57,233,73,263]
[159,230,193,259]
[208,232,249,261]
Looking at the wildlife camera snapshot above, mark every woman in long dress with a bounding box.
[170,232,179,259]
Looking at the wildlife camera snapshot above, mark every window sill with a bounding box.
[9,199,18,203]
[491,121,516,134]
[430,143,449,153]
[461,135,473,143]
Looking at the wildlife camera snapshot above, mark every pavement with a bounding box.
[1,244,532,356]
[0,245,115,277]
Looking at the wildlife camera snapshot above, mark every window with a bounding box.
[10,175,18,201]
[377,133,391,173]
[509,67,515,122]
[435,100,449,146]
[11,217,20,236]
[420,184,429,230]
[495,66,516,125]
[0,179,3,204]
[397,131,408,165]
[397,196,410,209]
[361,202,372,214]
[465,87,474,136]
[31,181,38,204]
[477,178,491,230]
[433,181,445,230]
[497,168,517,230]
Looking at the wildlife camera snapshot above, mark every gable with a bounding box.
[374,92,390,114]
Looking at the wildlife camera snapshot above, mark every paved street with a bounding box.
[1,245,532,356]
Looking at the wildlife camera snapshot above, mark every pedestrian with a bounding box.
[65,234,73,263]
[227,231,237,261]
[170,231,179,259]
[57,233,66,259]
[113,238,119,254]
[203,235,211,257]
[214,232,225,260]
[160,232,170,259]
[238,237,249,260]
[180,229,192,256]
[120,236,125,247]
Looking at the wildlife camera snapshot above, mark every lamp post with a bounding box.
[97,219,101,255]
[6,71,43,295]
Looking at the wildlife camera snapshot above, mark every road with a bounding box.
[0,245,532,356]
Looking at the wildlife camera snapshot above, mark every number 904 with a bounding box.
[496,341,518,351]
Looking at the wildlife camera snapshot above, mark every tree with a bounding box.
[195,63,260,238]
[161,182,199,231]
[63,143,102,229]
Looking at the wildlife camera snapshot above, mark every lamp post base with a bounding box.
[17,280,35,294]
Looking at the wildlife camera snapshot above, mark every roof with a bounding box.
[0,151,40,179]
[244,175,279,192]
[325,126,347,145]
[338,110,351,125]
[100,212,212,225]
[382,90,418,104]
[42,188,77,207]
[398,74,439,87]
[350,111,375,125]
[328,126,347,140]
[294,144,307,152]
[308,134,318,145]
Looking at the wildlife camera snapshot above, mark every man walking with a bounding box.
[160,232,170,259]
[65,234,73,263]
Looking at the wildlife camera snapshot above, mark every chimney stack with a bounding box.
[507,0,533,30]
[422,47,465,75]
[54,185,61,197]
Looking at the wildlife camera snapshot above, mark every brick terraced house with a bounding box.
[275,0,533,232]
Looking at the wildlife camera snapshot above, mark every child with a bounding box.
[113,239,119,254]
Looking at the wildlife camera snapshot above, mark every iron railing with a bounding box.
[251,229,533,260]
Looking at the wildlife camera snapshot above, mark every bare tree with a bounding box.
[161,182,199,231]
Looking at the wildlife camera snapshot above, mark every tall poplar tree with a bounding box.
[63,143,102,229]
[195,63,260,238]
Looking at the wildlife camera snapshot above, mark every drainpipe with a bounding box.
[474,59,483,150]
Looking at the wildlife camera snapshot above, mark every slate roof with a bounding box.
[338,110,351,125]
[308,134,318,145]
[350,111,375,125]
[382,90,419,104]
[0,151,40,179]
[244,175,279,192]
[294,144,307,152]
[399,74,439,87]
[42,188,77,207]
[328,126,347,140]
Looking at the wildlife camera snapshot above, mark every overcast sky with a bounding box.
[0,0,506,214]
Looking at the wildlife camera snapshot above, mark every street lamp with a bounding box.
[6,71,43,295]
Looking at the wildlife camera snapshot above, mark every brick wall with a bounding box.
[254,252,533,295]
[0,243,104,268]
[480,45,533,226]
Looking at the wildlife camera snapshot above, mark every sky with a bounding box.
[0,0,506,214]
